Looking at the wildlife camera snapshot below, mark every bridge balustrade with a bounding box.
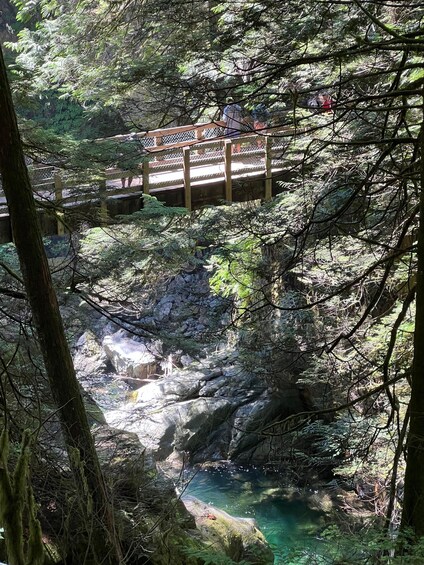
[0,121,295,240]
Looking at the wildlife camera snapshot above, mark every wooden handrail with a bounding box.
[183,147,191,211]
[94,121,226,144]
[224,140,232,202]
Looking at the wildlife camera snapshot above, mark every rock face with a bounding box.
[72,263,314,466]
[68,245,322,563]
[104,347,305,464]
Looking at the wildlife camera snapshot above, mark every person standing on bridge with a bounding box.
[318,93,334,113]
[222,97,244,153]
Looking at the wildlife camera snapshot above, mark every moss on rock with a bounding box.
[182,495,274,564]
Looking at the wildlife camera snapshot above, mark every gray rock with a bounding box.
[107,394,234,460]
[73,330,109,379]
[153,297,174,321]
[228,395,282,459]
[182,495,274,564]
[102,332,158,379]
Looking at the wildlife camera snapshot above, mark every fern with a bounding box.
[182,546,250,565]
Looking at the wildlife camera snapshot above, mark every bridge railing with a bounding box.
[96,120,227,153]
[97,126,292,210]
[0,121,296,235]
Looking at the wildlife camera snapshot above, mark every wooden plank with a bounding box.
[146,120,225,138]
[95,121,226,144]
[143,159,150,195]
[54,173,63,201]
[265,137,272,201]
[183,147,192,211]
[54,173,65,235]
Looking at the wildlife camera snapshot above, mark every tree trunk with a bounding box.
[401,96,424,538]
[0,46,123,564]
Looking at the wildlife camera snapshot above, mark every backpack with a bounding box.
[252,104,269,123]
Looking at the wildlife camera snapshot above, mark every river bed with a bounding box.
[88,356,331,562]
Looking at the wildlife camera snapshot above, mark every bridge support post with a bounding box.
[142,159,150,197]
[99,179,108,226]
[183,147,192,211]
[264,136,272,201]
[54,173,65,236]
[224,140,232,202]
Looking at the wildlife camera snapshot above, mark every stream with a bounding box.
[182,465,327,564]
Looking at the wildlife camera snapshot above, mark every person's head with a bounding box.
[226,96,234,104]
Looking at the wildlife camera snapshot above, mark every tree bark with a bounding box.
[401,95,424,538]
[0,46,123,563]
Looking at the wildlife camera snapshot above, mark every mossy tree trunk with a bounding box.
[0,46,123,564]
[401,97,424,539]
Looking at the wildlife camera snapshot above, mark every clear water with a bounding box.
[183,465,327,564]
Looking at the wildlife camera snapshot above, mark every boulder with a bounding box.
[102,332,159,379]
[76,327,307,466]
[94,426,156,498]
[228,389,303,461]
[183,495,274,564]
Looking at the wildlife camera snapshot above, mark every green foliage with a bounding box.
[119,194,188,225]
[292,524,424,564]
[17,91,125,139]
[208,236,260,310]
[0,429,45,565]
[0,242,19,267]
[74,196,212,353]
[79,197,194,289]
[182,546,250,565]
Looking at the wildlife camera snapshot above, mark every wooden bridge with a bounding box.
[0,120,296,243]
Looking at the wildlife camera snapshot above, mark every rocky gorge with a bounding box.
[65,241,338,563]
[72,261,315,470]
